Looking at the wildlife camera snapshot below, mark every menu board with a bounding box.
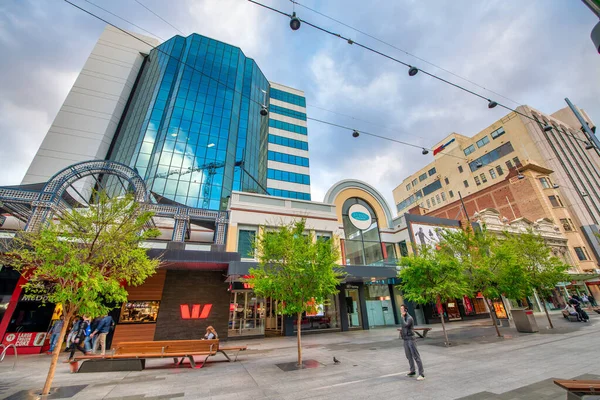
[119,301,160,323]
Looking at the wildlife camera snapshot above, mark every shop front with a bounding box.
[422,295,492,324]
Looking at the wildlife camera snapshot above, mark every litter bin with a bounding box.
[511,308,539,333]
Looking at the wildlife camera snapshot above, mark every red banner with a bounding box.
[2,332,47,347]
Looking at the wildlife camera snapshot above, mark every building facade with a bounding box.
[392,104,600,270]
[21,26,310,210]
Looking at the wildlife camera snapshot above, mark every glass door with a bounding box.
[265,297,284,334]
[229,291,265,337]
[345,288,362,329]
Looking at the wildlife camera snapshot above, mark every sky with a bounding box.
[1,0,599,212]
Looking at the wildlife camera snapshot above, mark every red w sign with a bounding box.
[180,304,213,319]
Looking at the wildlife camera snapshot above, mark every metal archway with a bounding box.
[26,160,149,232]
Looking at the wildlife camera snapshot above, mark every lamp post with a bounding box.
[565,98,600,151]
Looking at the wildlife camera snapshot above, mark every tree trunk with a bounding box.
[296,312,302,366]
[483,295,502,338]
[42,311,72,395]
[541,293,554,329]
[438,297,450,346]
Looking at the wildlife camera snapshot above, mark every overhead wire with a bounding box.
[248,0,592,147]
[64,0,597,181]
[288,0,522,106]
[132,0,186,36]
[82,0,165,41]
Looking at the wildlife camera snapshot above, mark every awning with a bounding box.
[227,261,398,282]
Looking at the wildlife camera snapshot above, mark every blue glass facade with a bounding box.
[267,169,310,185]
[107,34,270,210]
[267,150,309,167]
[269,104,307,121]
[268,134,309,150]
[268,119,307,135]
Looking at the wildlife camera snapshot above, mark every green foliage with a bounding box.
[437,225,528,300]
[2,191,161,318]
[246,219,343,316]
[502,229,570,297]
[398,244,469,306]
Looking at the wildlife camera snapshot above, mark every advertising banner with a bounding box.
[2,332,47,347]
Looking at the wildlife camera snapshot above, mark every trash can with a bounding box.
[511,308,539,333]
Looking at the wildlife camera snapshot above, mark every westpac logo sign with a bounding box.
[179,304,213,320]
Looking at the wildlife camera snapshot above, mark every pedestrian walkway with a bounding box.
[1,313,598,399]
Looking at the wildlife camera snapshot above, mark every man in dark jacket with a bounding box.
[91,314,114,356]
[400,305,424,380]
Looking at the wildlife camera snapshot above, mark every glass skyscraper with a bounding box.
[107,33,274,210]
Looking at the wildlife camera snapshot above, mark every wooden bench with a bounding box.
[70,339,247,373]
[397,327,432,339]
[554,379,600,397]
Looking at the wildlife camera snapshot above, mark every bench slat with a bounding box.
[554,379,600,393]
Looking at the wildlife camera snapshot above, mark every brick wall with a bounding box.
[428,176,548,223]
[154,270,230,341]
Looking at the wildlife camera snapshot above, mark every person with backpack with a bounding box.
[65,316,81,351]
[91,314,114,356]
[400,304,425,381]
[65,316,91,362]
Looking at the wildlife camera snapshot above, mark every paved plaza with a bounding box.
[1,313,599,400]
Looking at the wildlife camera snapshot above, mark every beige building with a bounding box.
[392,104,600,272]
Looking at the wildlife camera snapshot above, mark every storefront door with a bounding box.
[345,288,362,329]
[229,291,265,337]
[265,297,284,334]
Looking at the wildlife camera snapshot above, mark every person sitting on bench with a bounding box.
[204,326,218,340]
[564,304,580,321]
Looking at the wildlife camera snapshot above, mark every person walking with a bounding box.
[91,314,114,356]
[65,316,81,351]
[65,316,91,362]
[400,304,425,381]
[589,293,597,307]
[47,315,64,354]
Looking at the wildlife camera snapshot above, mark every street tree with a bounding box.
[0,191,160,395]
[503,230,570,328]
[246,220,343,366]
[440,225,528,337]
[398,244,470,346]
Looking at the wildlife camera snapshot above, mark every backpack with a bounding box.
[84,323,91,337]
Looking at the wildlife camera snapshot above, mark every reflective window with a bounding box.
[270,88,306,107]
[475,176,481,186]
[419,173,427,182]
[342,198,383,265]
[480,173,487,183]
[119,301,160,323]
[496,165,504,176]
[539,177,551,189]
[269,119,307,135]
[422,179,442,196]
[238,229,256,258]
[267,188,311,200]
[489,168,497,179]
[268,150,309,167]
[428,167,437,176]
[463,180,469,188]
[469,142,515,171]
[267,169,310,185]
[269,104,307,121]
[268,134,309,150]
[464,145,475,156]
[491,127,505,139]
[476,136,490,148]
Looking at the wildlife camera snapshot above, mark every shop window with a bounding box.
[548,195,563,208]
[0,268,21,327]
[474,176,481,186]
[574,247,589,261]
[458,165,464,173]
[496,165,504,176]
[294,295,340,332]
[238,229,256,259]
[119,301,160,323]
[480,173,487,183]
[463,180,469,188]
[229,290,265,337]
[489,168,497,179]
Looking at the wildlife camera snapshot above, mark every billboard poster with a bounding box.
[410,223,459,248]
